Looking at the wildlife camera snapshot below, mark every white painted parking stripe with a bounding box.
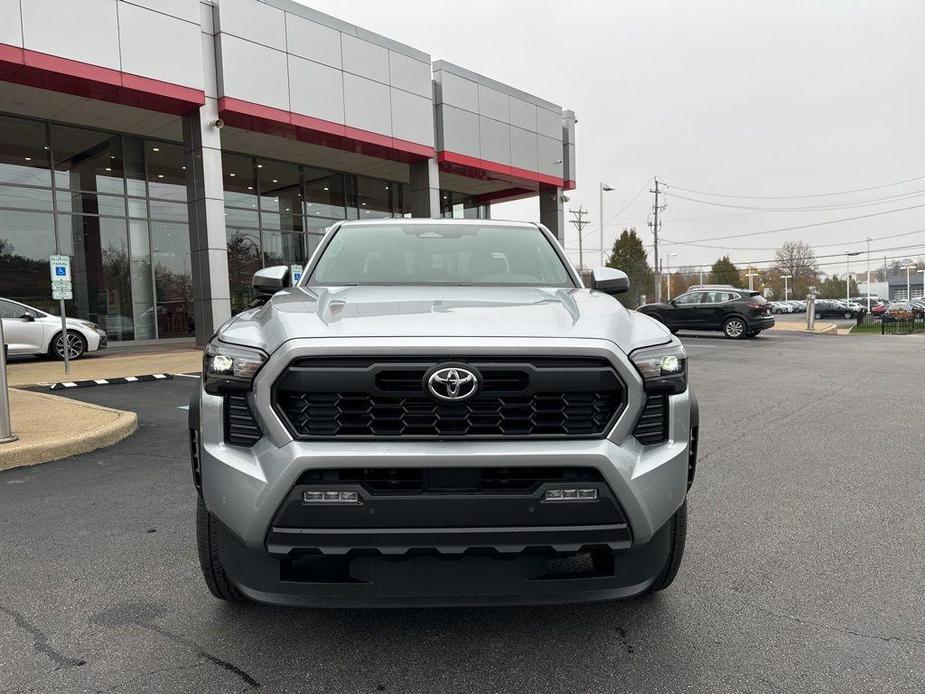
[94,379,109,384]
[125,376,138,382]
[153,374,166,379]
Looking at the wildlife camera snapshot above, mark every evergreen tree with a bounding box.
[606,228,654,307]
[710,255,740,286]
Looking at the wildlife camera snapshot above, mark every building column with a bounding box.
[539,184,565,243]
[408,157,440,217]
[184,99,231,346]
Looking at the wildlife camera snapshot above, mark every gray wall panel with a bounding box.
[343,73,391,135]
[478,84,509,122]
[215,0,286,50]
[125,0,200,23]
[437,104,479,158]
[510,126,538,172]
[436,70,479,112]
[478,116,511,167]
[119,3,204,89]
[288,55,345,124]
[537,135,564,177]
[509,97,537,132]
[390,88,433,147]
[389,51,431,99]
[284,13,342,69]
[21,0,121,70]
[341,34,389,84]
[216,34,289,110]
[0,0,22,46]
[536,107,562,139]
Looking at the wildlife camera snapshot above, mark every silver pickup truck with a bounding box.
[190,218,697,607]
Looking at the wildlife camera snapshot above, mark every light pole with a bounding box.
[901,265,915,300]
[599,182,614,265]
[781,274,792,301]
[666,252,678,300]
[746,270,760,291]
[866,237,871,311]
[844,251,860,303]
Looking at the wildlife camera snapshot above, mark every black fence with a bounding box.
[855,312,925,335]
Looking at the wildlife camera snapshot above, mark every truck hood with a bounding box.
[218,285,672,355]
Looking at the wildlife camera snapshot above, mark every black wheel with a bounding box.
[723,317,747,339]
[196,497,247,603]
[49,330,86,360]
[643,501,687,594]
[843,312,852,319]
[814,312,822,320]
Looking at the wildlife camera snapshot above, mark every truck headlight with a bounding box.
[630,343,687,394]
[203,341,267,394]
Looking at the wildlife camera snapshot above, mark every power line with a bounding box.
[651,242,925,270]
[657,202,925,245]
[663,188,925,213]
[603,179,651,226]
[661,227,925,252]
[663,173,925,200]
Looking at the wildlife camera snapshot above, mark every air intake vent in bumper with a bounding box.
[633,394,668,445]
[224,392,262,446]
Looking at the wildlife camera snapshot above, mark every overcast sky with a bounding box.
[303,0,925,276]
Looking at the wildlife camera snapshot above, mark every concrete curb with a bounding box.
[48,373,173,390]
[0,390,138,471]
[768,321,838,335]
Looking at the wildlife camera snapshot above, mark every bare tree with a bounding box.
[774,241,818,298]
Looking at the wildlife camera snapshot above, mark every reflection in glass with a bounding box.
[0,185,53,211]
[62,214,134,340]
[227,228,261,313]
[257,159,300,218]
[223,153,257,209]
[124,136,146,197]
[146,142,187,201]
[151,221,193,338]
[0,115,51,187]
[0,210,56,311]
[149,200,188,223]
[55,191,126,217]
[128,220,156,340]
[303,168,345,219]
[261,231,305,267]
[51,125,125,195]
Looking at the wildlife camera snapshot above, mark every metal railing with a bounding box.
[855,312,925,335]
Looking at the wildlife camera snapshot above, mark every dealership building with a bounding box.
[0,0,577,344]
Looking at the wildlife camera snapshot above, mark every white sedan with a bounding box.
[0,297,107,360]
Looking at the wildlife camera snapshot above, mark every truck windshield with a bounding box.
[307,224,574,287]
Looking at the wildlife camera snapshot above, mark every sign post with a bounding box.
[0,317,18,443]
[49,255,73,375]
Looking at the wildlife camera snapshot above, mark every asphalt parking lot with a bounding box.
[1,331,923,693]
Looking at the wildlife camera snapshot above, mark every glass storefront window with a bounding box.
[0,210,56,311]
[123,136,147,197]
[223,153,257,209]
[60,214,134,340]
[261,230,305,267]
[151,221,193,339]
[55,191,126,217]
[304,168,346,219]
[51,125,125,195]
[149,200,188,223]
[0,184,53,211]
[257,159,300,220]
[227,228,261,313]
[128,220,156,340]
[146,142,187,201]
[0,115,51,187]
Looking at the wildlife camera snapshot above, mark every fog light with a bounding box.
[303,490,360,504]
[543,488,598,501]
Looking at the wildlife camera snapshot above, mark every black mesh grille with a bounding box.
[274,356,625,439]
[633,394,668,445]
[224,392,262,446]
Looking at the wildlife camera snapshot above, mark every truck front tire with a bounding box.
[196,497,247,603]
[642,500,687,594]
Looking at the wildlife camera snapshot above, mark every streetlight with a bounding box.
[901,265,915,300]
[866,237,872,311]
[746,270,760,291]
[780,274,793,301]
[599,183,615,265]
[844,251,861,303]
[665,252,678,300]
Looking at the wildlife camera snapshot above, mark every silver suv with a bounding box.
[190,219,698,607]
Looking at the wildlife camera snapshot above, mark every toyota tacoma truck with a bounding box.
[190,219,698,606]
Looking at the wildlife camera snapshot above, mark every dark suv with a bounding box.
[638,288,774,339]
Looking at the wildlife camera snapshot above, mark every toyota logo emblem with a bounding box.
[426,365,479,402]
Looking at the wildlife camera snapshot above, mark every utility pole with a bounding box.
[866,237,871,311]
[569,208,591,275]
[649,178,665,302]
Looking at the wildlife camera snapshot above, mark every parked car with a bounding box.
[769,301,795,314]
[812,300,862,320]
[191,219,698,606]
[883,301,925,321]
[638,288,774,338]
[0,297,108,360]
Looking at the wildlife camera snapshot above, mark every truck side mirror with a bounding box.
[253,266,290,296]
[590,267,630,295]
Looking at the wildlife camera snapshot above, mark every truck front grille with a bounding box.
[273,356,625,439]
